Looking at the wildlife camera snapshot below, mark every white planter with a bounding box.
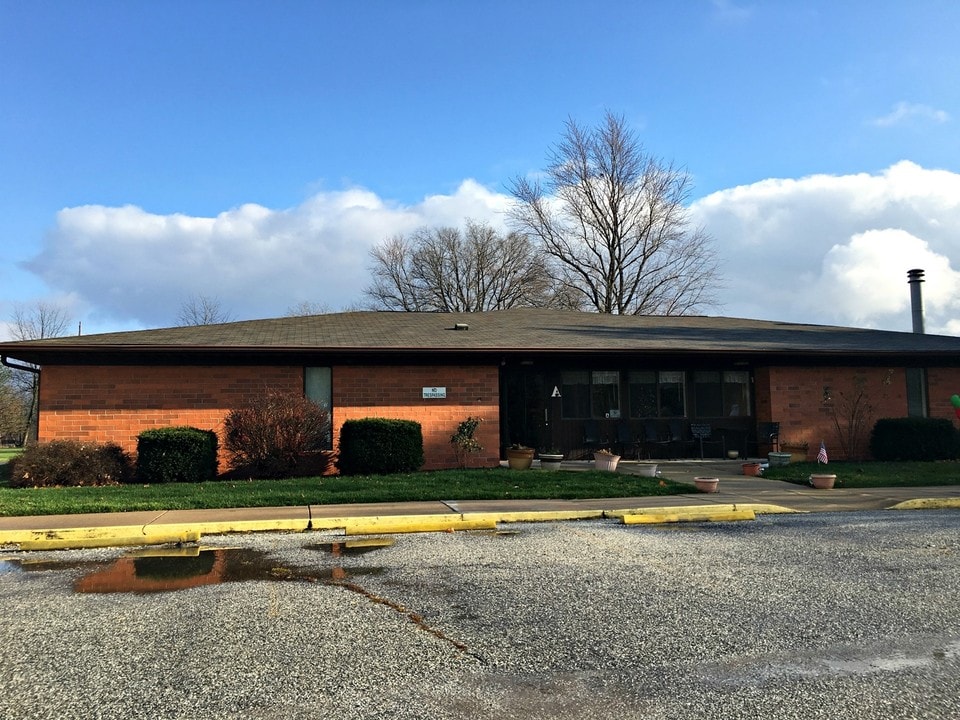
[539,454,563,471]
[636,463,658,477]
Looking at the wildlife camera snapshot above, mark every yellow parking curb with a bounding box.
[345,514,496,535]
[14,529,201,551]
[887,497,960,511]
[607,503,797,518]
[623,508,756,524]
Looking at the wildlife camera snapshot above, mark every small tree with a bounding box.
[450,416,483,469]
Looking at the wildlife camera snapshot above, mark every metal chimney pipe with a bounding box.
[907,268,925,334]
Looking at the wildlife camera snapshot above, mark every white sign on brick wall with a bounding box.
[422,386,447,399]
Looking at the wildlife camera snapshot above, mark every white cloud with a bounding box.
[24,181,510,329]
[871,101,951,127]
[690,161,960,333]
[21,161,960,337]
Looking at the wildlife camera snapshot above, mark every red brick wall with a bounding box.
[332,365,500,470]
[758,366,915,460]
[37,363,501,473]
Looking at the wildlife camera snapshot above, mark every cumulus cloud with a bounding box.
[24,180,510,329]
[871,101,951,127]
[22,161,960,336]
[690,161,960,333]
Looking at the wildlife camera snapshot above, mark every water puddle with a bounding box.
[6,545,385,594]
[307,537,396,556]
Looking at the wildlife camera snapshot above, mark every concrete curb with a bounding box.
[624,508,756,524]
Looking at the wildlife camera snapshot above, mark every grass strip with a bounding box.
[0,468,693,517]
[762,460,960,488]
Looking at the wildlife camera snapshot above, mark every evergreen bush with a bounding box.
[136,426,218,483]
[338,418,424,475]
[869,417,960,461]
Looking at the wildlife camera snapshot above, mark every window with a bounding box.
[659,371,686,417]
[561,371,590,419]
[561,370,622,418]
[628,370,686,417]
[628,371,657,417]
[693,370,750,417]
[906,368,927,417]
[305,366,332,449]
[591,370,620,418]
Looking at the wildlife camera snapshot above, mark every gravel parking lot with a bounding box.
[1,510,958,719]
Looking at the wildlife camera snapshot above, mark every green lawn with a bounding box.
[0,467,693,517]
[762,460,960,488]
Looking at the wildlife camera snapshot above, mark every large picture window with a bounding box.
[561,370,622,418]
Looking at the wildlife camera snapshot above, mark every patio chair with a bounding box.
[690,423,726,459]
[757,421,780,453]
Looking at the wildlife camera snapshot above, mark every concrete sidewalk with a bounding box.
[1,460,959,548]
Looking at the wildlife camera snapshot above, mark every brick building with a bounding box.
[2,308,959,471]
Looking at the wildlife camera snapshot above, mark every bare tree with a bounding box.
[364,220,556,312]
[9,301,72,443]
[176,294,233,326]
[509,111,721,315]
[284,301,331,317]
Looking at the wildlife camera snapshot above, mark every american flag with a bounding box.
[817,441,828,464]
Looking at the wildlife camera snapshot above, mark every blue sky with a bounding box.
[3,0,960,337]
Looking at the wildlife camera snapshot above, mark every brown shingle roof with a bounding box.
[0,308,955,363]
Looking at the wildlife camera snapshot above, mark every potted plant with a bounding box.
[635,462,658,477]
[742,461,762,476]
[538,449,564,471]
[768,451,792,467]
[506,443,535,470]
[809,473,837,489]
[593,448,621,472]
[694,476,720,493]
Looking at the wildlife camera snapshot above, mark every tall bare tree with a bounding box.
[364,220,556,312]
[176,294,233,326]
[8,301,72,443]
[509,111,721,315]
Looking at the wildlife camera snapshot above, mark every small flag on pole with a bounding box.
[817,441,828,464]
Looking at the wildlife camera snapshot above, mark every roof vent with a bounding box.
[453,322,469,331]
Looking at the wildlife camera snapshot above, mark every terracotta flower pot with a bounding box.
[742,462,762,477]
[593,453,621,472]
[506,447,534,470]
[694,477,719,493]
[810,473,836,489]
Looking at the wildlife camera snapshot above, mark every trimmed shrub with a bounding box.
[338,418,424,475]
[869,417,960,461]
[223,389,332,478]
[9,440,132,488]
[136,426,218,483]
